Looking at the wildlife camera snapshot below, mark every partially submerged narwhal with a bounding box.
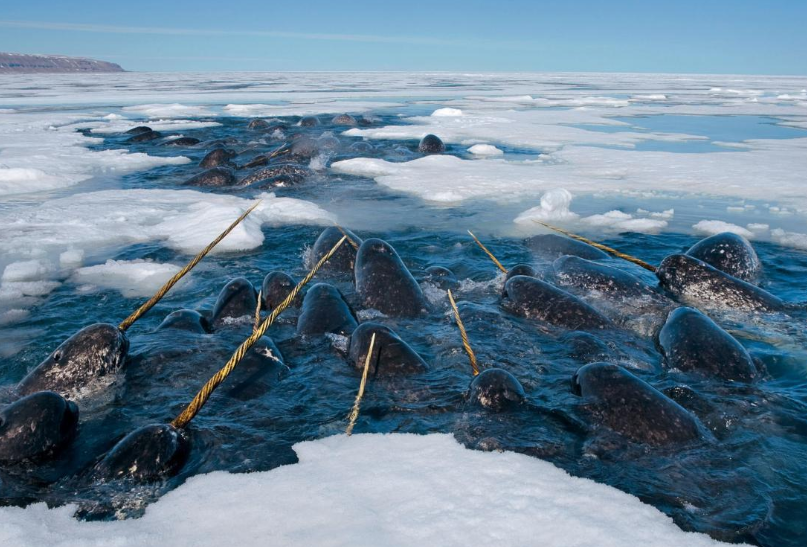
[89,234,348,483]
[1,203,262,466]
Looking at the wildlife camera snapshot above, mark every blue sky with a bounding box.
[1,1,805,74]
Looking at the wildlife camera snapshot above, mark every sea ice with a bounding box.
[0,434,738,547]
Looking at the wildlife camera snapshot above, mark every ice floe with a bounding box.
[0,434,737,547]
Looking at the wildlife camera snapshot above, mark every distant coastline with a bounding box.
[0,52,124,73]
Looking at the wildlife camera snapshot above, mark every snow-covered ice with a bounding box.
[72,259,184,298]
[0,434,739,547]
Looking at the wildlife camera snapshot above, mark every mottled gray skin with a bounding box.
[506,264,537,281]
[348,322,428,375]
[17,323,129,398]
[311,227,362,274]
[125,126,152,135]
[163,137,200,147]
[686,232,762,283]
[503,275,612,330]
[423,265,459,290]
[331,114,358,126]
[350,141,374,153]
[199,148,236,169]
[553,255,666,302]
[656,254,784,312]
[502,264,537,296]
[181,167,236,187]
[239,164,310,188]
[93,424,189,483]
[126,130,161,144]
[355,238,429,318]
[297,283,358,336]
[468,368,525,412]
[418,134,445,154]
[261,271,301,310]
[289,137,320,160]
[247,119,271,130]
[225,336,288,401]
[572,362,705,446]
[157,309,210,334]
[0,391,78,463]
[524,234,609,260]
[562,332,612,363]
[318,135,340,151]
[658,307,758,382]
[299,116,320,127]
[210,278,258,329]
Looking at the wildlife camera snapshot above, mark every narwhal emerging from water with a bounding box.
[15,202,262,400]
[532,222,796,313]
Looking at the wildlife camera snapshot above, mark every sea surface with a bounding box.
[1,72,806,546]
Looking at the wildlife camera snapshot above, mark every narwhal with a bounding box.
[16,202,262,400]
[91,236,347,483]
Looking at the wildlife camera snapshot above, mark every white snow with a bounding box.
[72,259,184,298]
[582,211,668,234]
[222,101,401,117]
[86,119,222,135]
[771,228,807,250]
[692,220,754,238]
[514,189,579,224]
[121,103,215,118]
[0,433,738,547]
[432,107,463,117]
[468,144,503,156]
[0,190,334,319]
[0,111,190,197]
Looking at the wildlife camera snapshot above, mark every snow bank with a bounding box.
[0,433,735,547]
[222,101,401,118]
[692,220,754,238]
[771,228,807,250]
[0,112,190,197]
[432,107,463,117]
[0,190,334,318]
[583,211,668,234]
[468,144,503,156]
[72,259,183,298]
[86,119,221,135]
[514,189,579,224]
[121,103,214,118]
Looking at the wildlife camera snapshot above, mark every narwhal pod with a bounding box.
[0,391,79,464]
[347,322,428,375]
[92,424,189,483]
[310,227,363,274]
[297,283,358,336]
[502,275,612,330]
[658,307,758,382]
[17,323,129,398]
[467,368,526,412]
[553,255,666,302]
[355,238,428,318]
[210,278,259,328]
[656,254,784,312]
[524,234,609,260]
[686,232,762,283]
[572,363,706,446]
[261,271,301,310]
